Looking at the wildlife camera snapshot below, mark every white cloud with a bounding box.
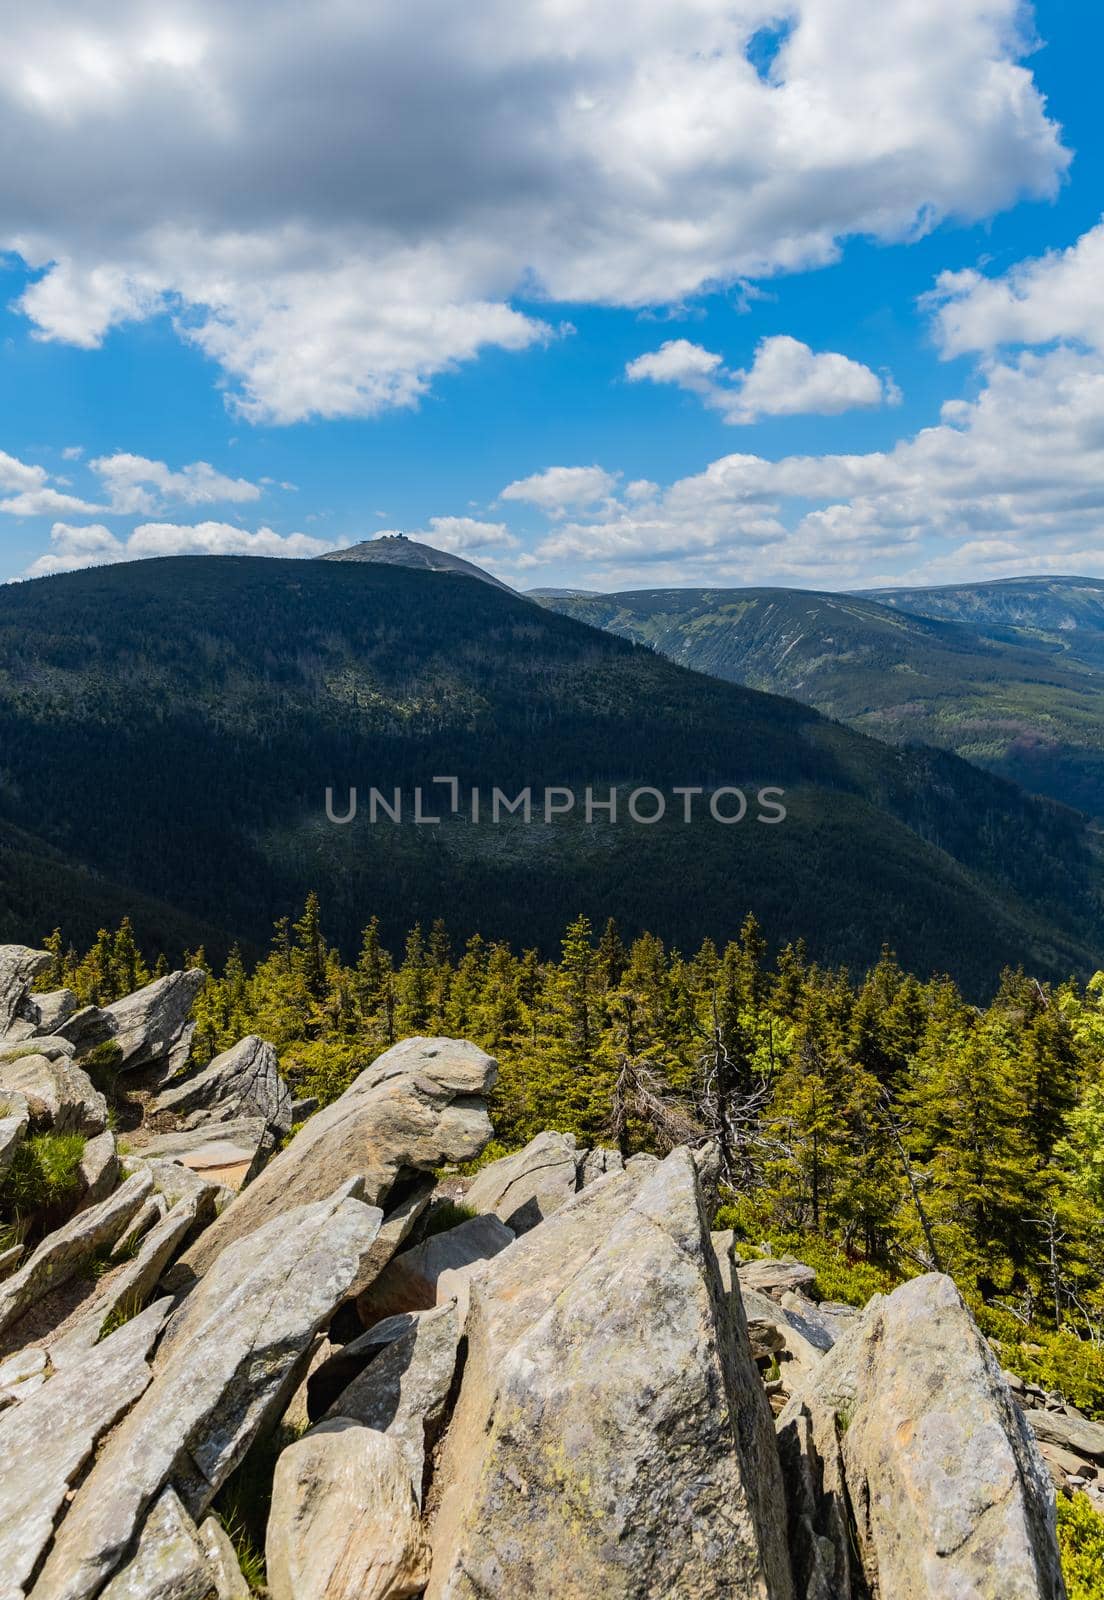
[627,334,897,423]
[0,449,103,516]
[506,343,1104,587]
[416,517,518,553]
[500,466,620,516]
[1,0,1066,422]
[90,452,262,514]
[926,220,1104,358]
[26,519,337,576]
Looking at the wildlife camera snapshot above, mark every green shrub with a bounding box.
[280,1039,363,1109]
[713,1198,902,1307]
[82,1040,124,1097]
[0,1131,87,1214]
[422,1199,478,1238]
[994,1327,1104,1419]
[1058,1492,1104,1599]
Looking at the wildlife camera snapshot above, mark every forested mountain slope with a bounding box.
[539,585,1104,819]
[0,556,1100,991]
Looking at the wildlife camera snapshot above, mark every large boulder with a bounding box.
[266,1419,430,1600]
[0,1052,107,1135]
[28,988,79,1036]
[463,1128,581,1233]
[0,945,52,1038]
[33,1183,384,1600]
[170,1037,496,1286]
[356,1213,513,1325]
[0,1300,168,1599]
[0,1168,153,1338]
[74,1129,119,1209]
[425,1148,794,1599]
[777,1273,1064,1600]
[60,969,206,1078]
[151,1035,292,1136]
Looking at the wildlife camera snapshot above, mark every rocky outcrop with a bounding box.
[59,969,206,1079]
[778,1273,1063,1600]
[27,989,79,1037]
[738,1257,818,1300]
[0,1052,107,1135]
[463,1128,582,1232]
[33,1183,384,1600]
[426,1147,794,1598]
[355,1213,513,1325]
[171,1037,496,1285]
[0,1300,168,1598]
[151,1035,292,1136]
[74,1129,118,1209]
[266,1420,430,1600]
[0,1168,153,1339]
[0,945,53,1038]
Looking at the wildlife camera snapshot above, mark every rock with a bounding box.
[51,1195,200,1361]
[577,1145,624,1187]
[34,1183,384,1600]
[1036,1437,1094,1488]
[30,988,79,1034]
[0,1090,29,1175]
[110,1192,166,1259]
[197,1515,252,1600]
[777,1290,837,1354]
[134,1118,273,1190]
[776,1392,854,1600]
[290,1095,318,1121]
[463,1128,579,1233]
[0,1242,23,1281]
[0,1344,48,1408]
[709,1228,743,1296]
[152,1035,293,1136]
[0,1035,76,1063]
[356,1213,513,1325]
[778,1273,1063,1600]
[0,1052,107,1135]
[322,1301,461,1502]
[1028,1407,1104,1461]
[737,1256,818,1300]
[741,1285,826,1380]
[0,1300,167,1598]
[426,1147,793,1599]
[0,1167,153,1338]
[99,1487,224,1600]
[133,1157,228,1220]
[171,1037,495,1285]
[75,1129,119,1208]
[0,944,52,1036]
[266,1419,430,1600]
[60,969,207,1078]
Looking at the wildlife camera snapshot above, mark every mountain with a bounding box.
[862,576,1104,671]
[322,533,514,592]
[0,555,1100,992]
[537,585,1104,820]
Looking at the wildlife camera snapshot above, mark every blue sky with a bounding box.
[1,0,1102,590]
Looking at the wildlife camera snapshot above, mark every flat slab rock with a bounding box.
[463,1127,581,1233]
[0,1300,168,1600]
[132,1118,272,1191]
[33,1182,384,1600]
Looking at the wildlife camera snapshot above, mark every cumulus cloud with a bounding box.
[90,452,262,514]
[510,343,1104,587]
[0,448,103,517]
[1,0,1067,422]
[626,334,897,422]
[413,517,518,553]
[500,466,620,516]
[27,520,336,576]
[925,219,1104,358]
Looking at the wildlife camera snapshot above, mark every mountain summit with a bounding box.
[322,533,513,593]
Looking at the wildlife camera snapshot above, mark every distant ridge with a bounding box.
[321,533,514,593]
